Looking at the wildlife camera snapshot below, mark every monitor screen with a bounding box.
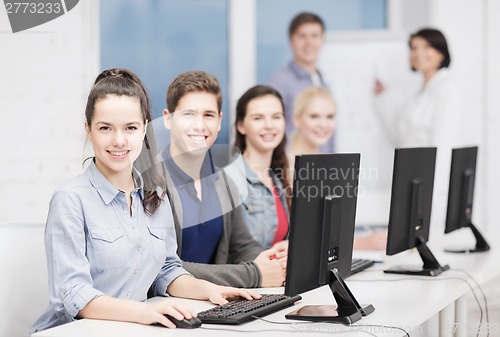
[385,147,449,276]
[386,148,436,255]
[284,153,374,323]
[285,153,359,297]
[445,146,477,233]
[444,146,489,253]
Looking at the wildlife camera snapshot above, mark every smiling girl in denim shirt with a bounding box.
[31,69,259,333]
[234,85,291,249]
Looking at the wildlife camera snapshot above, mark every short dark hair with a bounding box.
[409,28,451,70]
[289,12,325,38]
[166,70,222,113]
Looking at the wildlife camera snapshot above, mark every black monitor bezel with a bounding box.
[385,147,436,256]
[445,146,478,233]
[443,146,489,253]
[384,147,449,276]
[285,153,360,297]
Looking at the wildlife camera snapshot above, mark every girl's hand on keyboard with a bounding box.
[206,285,262,305]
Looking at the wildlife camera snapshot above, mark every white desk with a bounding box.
[32,229,500,337]
[351,227,500,337]
[31,286,363,337]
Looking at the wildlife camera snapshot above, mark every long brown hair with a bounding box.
[234,85,291,206]
[85,68,167,215]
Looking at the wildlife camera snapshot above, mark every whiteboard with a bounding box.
[318,32,422,224]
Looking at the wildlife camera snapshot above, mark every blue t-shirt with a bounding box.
[163,148,223,264]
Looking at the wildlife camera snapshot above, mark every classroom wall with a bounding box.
[228,0,255,146]
[390,0,430,31]
[484,0,500,233]
[0,2,99,223]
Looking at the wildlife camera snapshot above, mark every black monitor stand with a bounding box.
[385,178,450,276]
[385,236,450,276]
[445,222,490,253]
[321,196,375,319]
[285,269,375,324]
[328,269,376,320]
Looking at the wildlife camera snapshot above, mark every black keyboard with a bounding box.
[351,258,375,275]
[197,293,302,325]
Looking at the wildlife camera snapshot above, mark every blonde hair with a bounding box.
[291,87,336,142]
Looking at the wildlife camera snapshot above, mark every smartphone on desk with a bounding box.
[285,304,361,323]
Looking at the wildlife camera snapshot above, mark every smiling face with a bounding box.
[237,94,285,155]
[294,94,336,147]
[410,36,444,76]
[290,22,324,69]
[164,91,222,158]
[86,95,145,180]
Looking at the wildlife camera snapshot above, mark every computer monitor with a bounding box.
[385,147,449,276]
[444,146,490,253]
[284,154,374,324]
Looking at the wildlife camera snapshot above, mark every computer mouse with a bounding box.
[165,314,202,329]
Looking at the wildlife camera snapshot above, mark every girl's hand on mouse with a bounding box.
[144,299,197,328]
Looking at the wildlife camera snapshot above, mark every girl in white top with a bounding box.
[374,28,467,228]
[31,68,259,333]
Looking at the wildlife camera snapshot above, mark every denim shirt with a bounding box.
[241,160,289,249]
[31,160,189,333]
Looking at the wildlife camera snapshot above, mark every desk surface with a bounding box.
[32,228,500,337]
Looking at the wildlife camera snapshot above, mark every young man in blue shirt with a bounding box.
[162,70,287,288]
